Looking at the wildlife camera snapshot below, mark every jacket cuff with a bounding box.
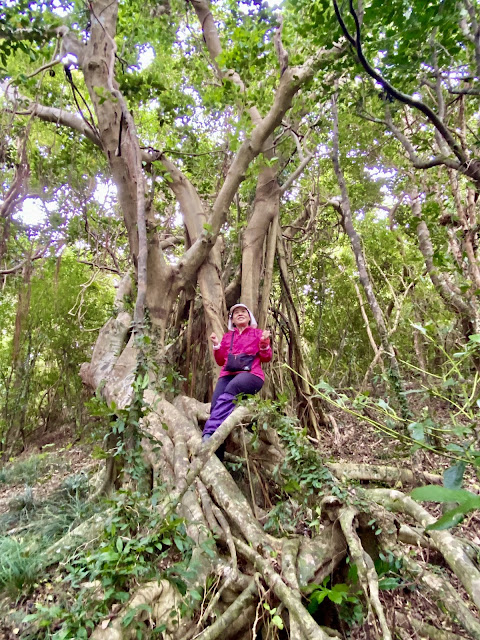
[259,340,270,350]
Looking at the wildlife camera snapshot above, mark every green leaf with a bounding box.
[174,537,184,551]
[301,582,323,594]
[377,398,393,412]
[411,485,479,504]
[331,583,349,593]
[407,422,424,441]
[468,334,480,343]
[446,443,464,453]
[328,590,345,604]
[443,462,466,490]
[116,537,124,553]
[311,590,328,605]
[121,604,153,628]
[272,614,284,629]
[425,505,469,531]
[378,577,401,590]
[411,323,427,335]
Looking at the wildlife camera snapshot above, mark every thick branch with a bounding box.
[6,95,103,149]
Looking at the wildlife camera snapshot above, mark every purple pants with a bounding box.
[202,373,263,438]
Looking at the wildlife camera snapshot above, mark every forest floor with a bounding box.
[0,395,479,639]
[0,426,97,520]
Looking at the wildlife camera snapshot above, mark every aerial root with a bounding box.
[338,506,392,640]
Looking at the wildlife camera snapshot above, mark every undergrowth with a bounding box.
[0,450,70,486]
[0,473,93,536]
[248,397,346,536]
[14,488,198,639]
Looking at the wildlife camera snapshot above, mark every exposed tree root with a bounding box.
[182,577,258,640]
[400,555,480,640]
[327,462,442,486]
[75,349,480,640]
[338,506,391,640]
[91,580,181,640]
[367,488,480,610]
[43,512,107,565]
[233,536,333,640]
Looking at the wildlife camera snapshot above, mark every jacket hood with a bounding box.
[228,304,258,330]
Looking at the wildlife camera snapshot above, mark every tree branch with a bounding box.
[279,151,315,194]
[383,108,461,171]
[3,89,103,149]
[333,0,470,168]
[0,134,30,220]
[0,243,50,275]
[181,46,344,275]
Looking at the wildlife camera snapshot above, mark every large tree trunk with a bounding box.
[5,5,480,639]
[241,166,280,316]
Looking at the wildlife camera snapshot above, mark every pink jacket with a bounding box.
[214,327,272,381]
